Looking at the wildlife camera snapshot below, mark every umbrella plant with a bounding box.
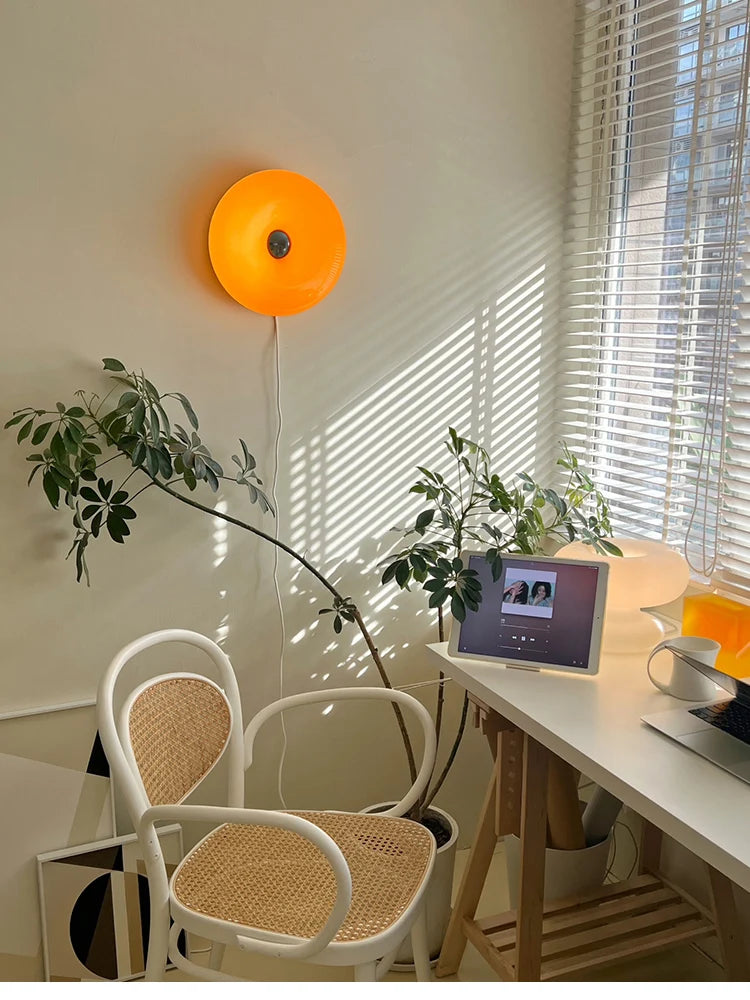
[5,359,618,822]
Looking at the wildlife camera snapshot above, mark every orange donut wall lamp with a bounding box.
[208,169,346,316]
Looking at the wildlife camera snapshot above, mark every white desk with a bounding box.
[429,642,750,981]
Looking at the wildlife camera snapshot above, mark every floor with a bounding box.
[167,841,726,983]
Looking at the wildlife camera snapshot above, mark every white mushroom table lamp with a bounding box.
[555,538,690,653]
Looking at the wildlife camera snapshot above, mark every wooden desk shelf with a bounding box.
[436,693,749,982]
[462,873,714,981]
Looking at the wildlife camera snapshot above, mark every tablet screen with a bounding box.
[454,553,605,670]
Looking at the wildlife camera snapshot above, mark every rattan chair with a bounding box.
[97,629,438,982]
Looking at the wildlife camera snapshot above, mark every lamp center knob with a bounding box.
[267,230,291,259]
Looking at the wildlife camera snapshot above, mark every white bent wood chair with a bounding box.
[96,629,438,982]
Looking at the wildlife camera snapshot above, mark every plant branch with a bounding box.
[422,690,469,812]
[148,477,418,789]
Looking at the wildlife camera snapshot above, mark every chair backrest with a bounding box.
[97,630,246,824]
[126,673,232,806]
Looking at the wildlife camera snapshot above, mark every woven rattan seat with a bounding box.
[173,810,435,943]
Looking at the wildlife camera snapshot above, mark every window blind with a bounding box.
[560,0,750,583]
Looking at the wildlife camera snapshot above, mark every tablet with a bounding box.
[447,551,609,676]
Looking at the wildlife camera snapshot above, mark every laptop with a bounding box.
[642,658,750,784]
[447,551,609,676]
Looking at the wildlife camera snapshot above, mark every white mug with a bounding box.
[646,636,721,702]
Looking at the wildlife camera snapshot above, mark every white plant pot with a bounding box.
[504,828,613,907]
[360,802,459,967]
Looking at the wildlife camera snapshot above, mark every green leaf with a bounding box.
[66,406,85,418]
[132,440,146,466]
[5,411,32,428]
[428,588,449,608]
[333,615,343,634]
[143,447,159,478]
[82,503,100,520]
[75,535,90,585]
[599,538,623,557]
[156,448,173,479]
[318,608,334,615]
[50,431,67,466]
[31,421,53,445]
[106,514,130,543]
[118,391,140,411]
[102,358,126,372]
[91,511,103,538]
[240,439,256,470]
[131,399,146,434]
[415,509,435,533]
[112,504,136,520]
[16,418,34,444]
[62,426,80,453]
[381,562,398,585]
[451,593,466,622]
[410,553,427,574]
[394,560,411,588]
[205,466,219,492]
[173,393,199,430]
[49,467,72,488]
[42,471,60,508]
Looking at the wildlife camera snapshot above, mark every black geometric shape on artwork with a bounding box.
[70,873,118,980]
[86,730,110,778]
[138,867,151,962]
[61,847,121,871]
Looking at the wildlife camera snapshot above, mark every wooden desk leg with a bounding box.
[515,734,549,982]
[638,819,663,875]
[707,864,750,981]
[435,759,498,978]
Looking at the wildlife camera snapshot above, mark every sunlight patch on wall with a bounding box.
[284,258,556,686]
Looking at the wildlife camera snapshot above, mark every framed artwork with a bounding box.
[0,706,114,981]
[37,824,184,982]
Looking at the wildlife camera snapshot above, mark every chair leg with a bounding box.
[410,907,432,982]
[354,962,377,981]
[208,941,226,972]
[145,914,170,982]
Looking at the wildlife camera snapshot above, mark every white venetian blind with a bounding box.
[560,0,750,583]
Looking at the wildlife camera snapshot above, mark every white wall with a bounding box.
[0,0,576,977]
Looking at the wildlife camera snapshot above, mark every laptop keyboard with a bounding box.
[689,700,750,746]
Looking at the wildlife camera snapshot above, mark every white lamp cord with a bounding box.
[271,315,289,808]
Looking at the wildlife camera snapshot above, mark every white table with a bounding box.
[429,642,750,981]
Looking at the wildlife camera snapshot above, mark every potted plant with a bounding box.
[5,360,618,963]
[371,429,620,961]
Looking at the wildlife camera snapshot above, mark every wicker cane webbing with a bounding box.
[173,811,434,942]
[128,677,231,805]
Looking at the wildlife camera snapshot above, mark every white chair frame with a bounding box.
[97,629,438,982]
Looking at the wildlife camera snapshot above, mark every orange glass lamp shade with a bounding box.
[208,170,346,316]
[682,592,750,680]
[556,538,690,653]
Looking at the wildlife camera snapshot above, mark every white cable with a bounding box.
[270,315,288,809]
[395,678,452,692]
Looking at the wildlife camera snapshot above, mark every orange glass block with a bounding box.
[681,592,750,679]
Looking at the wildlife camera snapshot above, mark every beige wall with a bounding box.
[0,0,576,976]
